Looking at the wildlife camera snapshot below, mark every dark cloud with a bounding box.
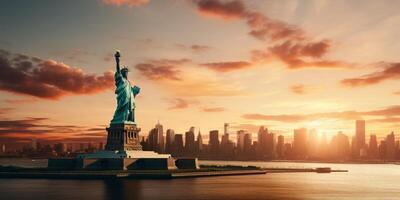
[341,63,400,87]
[135,58,190,81]
[201,107,225,112]
[195,0,246,20]
[242,105,400,123]
[201,61,252,72]
[0,49,114,100]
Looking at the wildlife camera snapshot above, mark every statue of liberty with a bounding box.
[111,51,140,124]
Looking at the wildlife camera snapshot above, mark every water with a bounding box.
[0,159,399,200]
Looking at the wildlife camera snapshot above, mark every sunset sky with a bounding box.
[1,0,400,148]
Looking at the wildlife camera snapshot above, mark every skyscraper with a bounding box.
[185,127,195,155]
[155,122,164,153]
[165,129,175,154]
[243,133,252,154]
[196,130,203,154]
[330,131,350,159]
[209,130,220,155]
[293,128,307,158]
[237,130,246,153]
[173,134,184,156]
[368,135,378,159]
[385,132,396,160]
[276,135,285,158]
[355,120,366,157]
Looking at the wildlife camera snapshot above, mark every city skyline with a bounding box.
[5,120,399,162]
[1,0,400,148]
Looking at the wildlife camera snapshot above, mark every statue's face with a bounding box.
[122,70,128,78]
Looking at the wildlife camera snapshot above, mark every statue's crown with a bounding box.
[121,67,129,72]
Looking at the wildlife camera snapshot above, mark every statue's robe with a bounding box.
[111,71,140,124]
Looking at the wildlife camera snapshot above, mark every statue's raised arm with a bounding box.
[115,50,121,74]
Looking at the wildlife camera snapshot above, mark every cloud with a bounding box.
[193,0,348,69]
[341,63,400,87]
[200,61,253,72]
[101,0,149,7]
[0,50,114,100]
[168,98,189,110]
[394,91,400,95]
[136,57,246,97]
[194,0,246,20]
[134,58,190,81]
[242,105,400,123]
[0,117,106,146]
[201,107,225,112]
[290,84,320,95]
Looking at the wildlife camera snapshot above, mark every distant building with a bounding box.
[243,133,252,154]
[155,122,164,153]
[196,130,203,154]
[368,135,378,159]
[209,130,220,156]
[385,132,396,160]
[276,135,285,158]
[237,130,246,153]
[355,120,366,157]
[185,127,195,155]
[165,129,175,154]
[330,131,350,159]
[173,134,184,156]
[308,129,318,158]
[293,128,307,159]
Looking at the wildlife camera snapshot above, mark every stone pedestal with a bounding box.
[105,123,142,151]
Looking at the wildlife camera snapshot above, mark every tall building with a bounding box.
[237,130,246,153]
[368,135,378,159]
[165,129,175,154]
[209,130,220,155]
[293,128,307,158]
[308,129,318,158]
[224,123,229,135]
[196,130,203,154]
[155,122,164,153]
[243,133,252,154]
[173,134,184,156]
[355,120,366,157]
[185,127,195,155]
[257,126,268,157]
[330,131,350,159]
[221,123,230,145]
[385,132,396,160]
[276,135,285,158]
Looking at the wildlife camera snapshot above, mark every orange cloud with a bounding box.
[201,61,252,72]
[168,98,190,110]
[290,84,320,95]
[195,0,246,20]
[134,59,190,81]
[0,49,114,100]
[341,63,400,87]
[102,0,149,7]
[176,44,212,53]
[193,0,347,69]
[242,105,400,123]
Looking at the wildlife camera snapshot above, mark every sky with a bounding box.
[0,0,400,148]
